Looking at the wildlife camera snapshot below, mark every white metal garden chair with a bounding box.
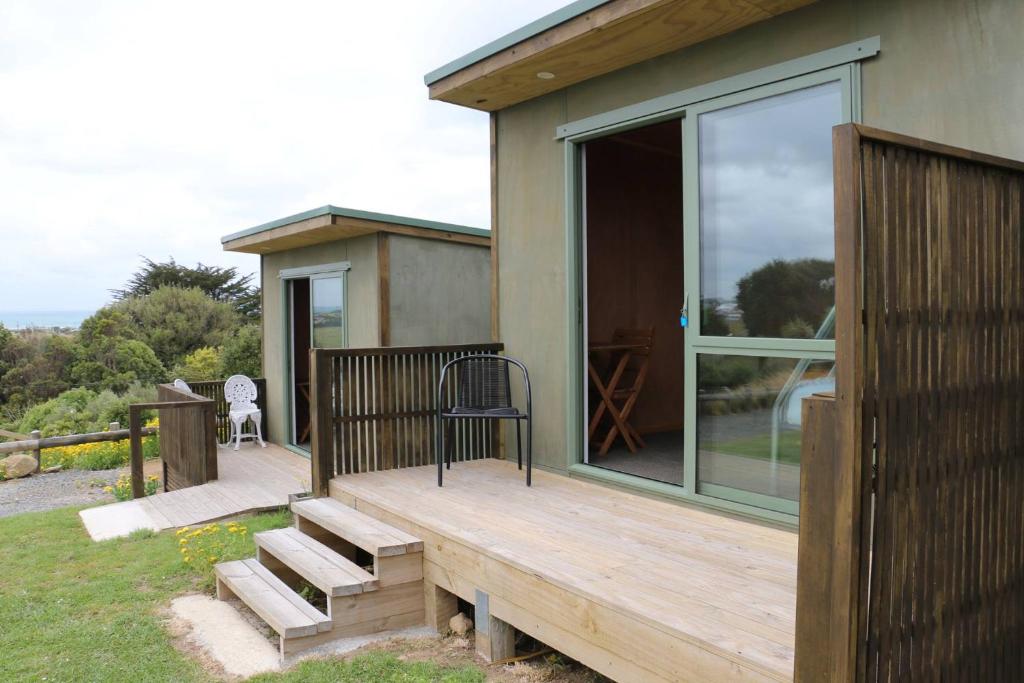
[223,374,266,450]
[173,378,192,393]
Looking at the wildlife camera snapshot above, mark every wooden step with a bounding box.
[291,497,423,557]
[215,559,331,638]
[255,527,378,597]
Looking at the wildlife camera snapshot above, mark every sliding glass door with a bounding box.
[682,70,849,515]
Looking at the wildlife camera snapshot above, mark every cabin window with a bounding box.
[571,64,856,520]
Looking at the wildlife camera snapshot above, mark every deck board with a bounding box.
[80,443,309,541]
[331,459,797,682]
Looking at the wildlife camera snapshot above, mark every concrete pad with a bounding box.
[170,593,437,676]
[79,499,160,541]
[171,594,280,677]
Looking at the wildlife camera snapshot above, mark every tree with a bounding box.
[735,258,835,338]
[219,323,262,378]
[112,257,260,320]
[115,286,239,368]
[70,307,166,393]
[0,333,79,408]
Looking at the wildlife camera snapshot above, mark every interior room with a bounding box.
[584,119,685,485]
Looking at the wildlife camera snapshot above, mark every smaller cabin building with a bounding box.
[221,205,491,451]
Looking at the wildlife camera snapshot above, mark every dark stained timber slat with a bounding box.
[307,344,505,483]
[837,128,1024,681]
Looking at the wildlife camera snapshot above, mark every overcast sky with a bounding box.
[0,0,566,313]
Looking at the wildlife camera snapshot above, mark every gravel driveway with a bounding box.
[0,467,121,518]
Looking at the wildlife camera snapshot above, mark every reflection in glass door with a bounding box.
[683,71,850,514]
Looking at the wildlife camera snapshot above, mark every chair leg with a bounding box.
[526,418,532,487]
[445,420,454,470]
[253,415,266,448]
[232,417,243,451]
[437,418,444,487]
[515,421,522,470]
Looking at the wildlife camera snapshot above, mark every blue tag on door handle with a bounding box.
[680,315,689,328]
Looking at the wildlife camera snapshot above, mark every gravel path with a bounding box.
[0,467,121,518]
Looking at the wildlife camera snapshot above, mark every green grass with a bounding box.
[0,506,484,682]
[706,429,803,465]
[248,651,484,682]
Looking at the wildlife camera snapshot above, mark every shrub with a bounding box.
[106,473,160,501]
[18,384,157,437]
[171,346,223,382]
[41,431,159,471]
[177,521,250,585]
[220,323,262,378]
[117,286,239,368]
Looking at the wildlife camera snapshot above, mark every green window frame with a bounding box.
[562,40,876,524]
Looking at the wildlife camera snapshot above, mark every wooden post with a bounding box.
[203,401,218,481]
[425,581,459,633]
[30,430,41,473]
[794,392,839,682]
[309,349,334,497]
[129,406,144,498]
[474,589,515,663]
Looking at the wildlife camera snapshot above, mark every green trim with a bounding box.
[282,442,311,460]
[564,58,861,522]
[556,37,879,140]
[221,205,490,246]
[423,0,612,86]
[564,138,584,471]
[278,261,352,280]
[568,464,797,527]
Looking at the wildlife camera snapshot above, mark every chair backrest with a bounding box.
[438,354,532,412]
[173,378,192,393]
[224,374,258,409]
[456,356,512,410]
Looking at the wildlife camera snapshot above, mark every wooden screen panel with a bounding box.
[310,344,505,493]
[156,384,218,491]
[827,124,1024,681]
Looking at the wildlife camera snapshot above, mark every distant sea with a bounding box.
[0,310,93,330]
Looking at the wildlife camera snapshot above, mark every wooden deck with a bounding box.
[80,443,310,541]
[330,459,798,682]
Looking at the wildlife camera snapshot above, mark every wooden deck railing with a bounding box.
[130,384,217,498]
[185,378,267,444]
[310,343,504,496]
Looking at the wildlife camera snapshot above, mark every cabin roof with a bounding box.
[424,0,818,112]
[221,205,489,254]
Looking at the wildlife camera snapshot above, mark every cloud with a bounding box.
[0,0,567,311]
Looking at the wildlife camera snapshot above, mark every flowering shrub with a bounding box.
[42,418,159,471]
[177,521,250,577]
[105,473,160,501]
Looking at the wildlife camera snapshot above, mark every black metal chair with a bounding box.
[436,354,532,487]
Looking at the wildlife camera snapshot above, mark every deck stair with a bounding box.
[215,496,425,658]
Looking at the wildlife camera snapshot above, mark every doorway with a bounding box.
[284,266,347,452]
[583,119,684,484]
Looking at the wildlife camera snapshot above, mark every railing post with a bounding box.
[794,391,840,681]
[129,406,144,499]
[30,430,41,473]
[309,349,333,497]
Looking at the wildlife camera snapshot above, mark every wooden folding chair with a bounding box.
[588,327,654,456]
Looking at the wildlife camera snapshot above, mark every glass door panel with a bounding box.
[311,275,345,348]
[698,81,841,340]
[683,69,849,514]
